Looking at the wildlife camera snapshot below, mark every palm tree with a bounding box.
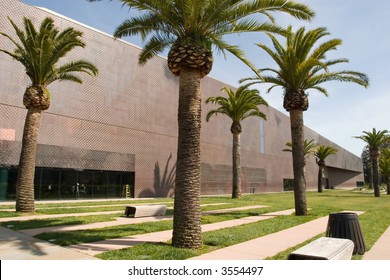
[314,145,337,193]
[206,85,267,199]
[0,17,98,213]
[283,139,317,167]
[87,0,314,249]
[354,129,389,197]
[241,26,369,215]
[379,148,390,195]
[283,139,316,186]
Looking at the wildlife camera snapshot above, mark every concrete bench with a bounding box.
[288,237,354,260]
[124,205,167,218]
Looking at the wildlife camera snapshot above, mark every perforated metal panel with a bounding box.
[0,0,179,197]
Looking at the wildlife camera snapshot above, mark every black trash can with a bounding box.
[325,212,366,255]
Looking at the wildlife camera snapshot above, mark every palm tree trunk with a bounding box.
[232,133,241,198]
[318,165,324,193]
[289,109,307,216]
[15,106,42,213]
[387,177,390,195]
[317,164,325,192]
[372,157,380,197]
[172,68,203,249]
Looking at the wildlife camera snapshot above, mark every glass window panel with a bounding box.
[260,119,265,154]
[92,171,107,198]
[39,168,60,200]
[78,170,93,199]
[60,169,77,199]
[107,172,121,198]
[122,172,135,198]
[6,168,17,200]
[34,167,41,199]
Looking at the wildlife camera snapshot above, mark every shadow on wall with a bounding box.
[140,153,176,197]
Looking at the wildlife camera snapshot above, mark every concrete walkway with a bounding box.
[0,226,96,260]
[190,211,365,260]
[363,226,390,260]
[67,209,294,256]
[0,202,232,222]
[18,205,267,236]
[1,208,389,260]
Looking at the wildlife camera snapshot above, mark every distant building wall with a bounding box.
[0,0,363,199]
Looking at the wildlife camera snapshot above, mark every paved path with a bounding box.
[0,203,231,222]
[0,211,124,222]
[363,226,390,260]
[18,205,267,236]
[0,226,97,260]
[190,211,365,260]
[2,208,389,260]
[67,209,294,256]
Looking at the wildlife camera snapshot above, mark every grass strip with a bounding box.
[97,214,317,260]
[0,214,120,231]
[33,207,282,246]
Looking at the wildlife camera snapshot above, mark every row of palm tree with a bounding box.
[283,140,338,192]
[85,0,315,249]
[380,148,390,195]
[1,0,370,250]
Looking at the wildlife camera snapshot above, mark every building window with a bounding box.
[283,179,294,191]
[1,166,135,201]
[260,119,265,154]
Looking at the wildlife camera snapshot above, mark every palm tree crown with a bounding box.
[315,145,338,165]
[110,0,314,72]
[242,25,369,111]
[354,129,389,153]
[283,139,317,158]
[206,85,268,133]
[1,17,98,88]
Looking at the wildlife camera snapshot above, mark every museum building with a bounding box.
[0,0,364,200]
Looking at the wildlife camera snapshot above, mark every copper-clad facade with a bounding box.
[0,0,363,200]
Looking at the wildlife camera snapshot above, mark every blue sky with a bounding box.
[22,0,390,156]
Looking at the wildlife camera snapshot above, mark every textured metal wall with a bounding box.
[0,0,364,198]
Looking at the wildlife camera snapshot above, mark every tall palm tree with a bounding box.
[354,129,389,197]
[88,0,314,249]
[379,148,390,195]
[241,26,369,215]
[0,17,98,213]
[314,145,337,193]
[206,85,268,199]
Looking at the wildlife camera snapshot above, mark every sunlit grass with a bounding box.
[1,189,389,260]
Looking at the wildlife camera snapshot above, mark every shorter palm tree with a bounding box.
[314,145,338,192]
[283,139,317,167]
[0,17,98,212]
[379,148,390,195]
[283,139,316,187]
[206,85,267,198]
[354,129,389,197]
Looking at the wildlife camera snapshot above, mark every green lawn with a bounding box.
[0,189,389,260]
